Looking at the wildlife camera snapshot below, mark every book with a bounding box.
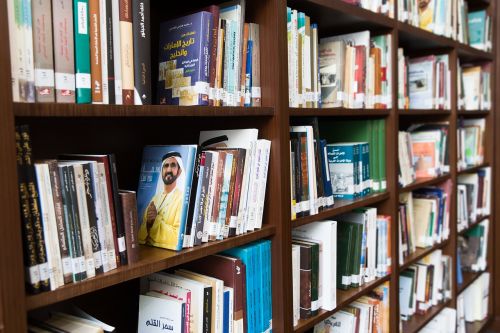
[132,0,151,105]
[138,294,186,333]
[119,0,134,104]
[73,0,92,103]
[137,145,197,251]
[119,190,139,263]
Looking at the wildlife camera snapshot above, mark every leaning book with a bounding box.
[137,145,197,251]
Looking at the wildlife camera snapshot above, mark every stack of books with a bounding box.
[458,219,489,274]
[399,250,452,321]
[457,272,490,325]
[458,63,492,111]
[420,307,456,333]
[398,51,450,110]
[138,240,272,333]
[312,281,390,332]
[398,181,452,263]
[16,125,136,294]
[398,123,449,187]
[457,167,491,231]
[457,118,485,171]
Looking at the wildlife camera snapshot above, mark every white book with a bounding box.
[138,294,185,333]
[35,163,65,290]
[111,0,122,104]
[7,0,21,102]
[292,220,337,311]
[408,56,435,109]
[253,139,271,230]
[96,163,117,270]
[22,0,36,102]
[100,0,109,104]
[291,244,300,326]
[203,151,219,243]
[314,310,355,333]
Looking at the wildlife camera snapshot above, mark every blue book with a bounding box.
[468,10,487,49]
[157,11,213,105]
[223,288,230,333]
[136,145,197,250]
[244,39,253,107]
[327,144,357,199]
[263,240,272,332]
[362,142,371,196]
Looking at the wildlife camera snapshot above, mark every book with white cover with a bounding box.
[313,310,355,333]
[292,244,300,326]
[292,220,337,310]
[408,56,435,109]
[138,294,185,333]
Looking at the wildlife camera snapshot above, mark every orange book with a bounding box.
[89,0,103,103]
[411,141,436,178]
[370,46,382,108]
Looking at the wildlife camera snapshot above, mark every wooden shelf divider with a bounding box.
[401,299,453,333]
[399,174,451,193]
[400,240,450,270]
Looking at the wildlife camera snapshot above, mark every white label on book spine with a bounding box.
[62,257,72,276]
[195,81,209,95]
[55,73,76,91]
[72,258,80,275]
[78,2,88,34]
[86,258,95,273]
[230,216,238,228]
[251,86,261,98]
[311,300,319,311]
[94,251,103,268]
[39,262,50,281]
[351,274,360,284]
[118,236,126,252]
[337,91,345,101]
[209,87,215,101]
[402,11,408,21]
[35,69,55,87]
[76,73,91,89]
[27,266,41,284]
[342,276,350,285]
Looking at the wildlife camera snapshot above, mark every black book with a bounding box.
[184,149,203,248]
[203,286,212,333]
[132,0,151,104]
[105,0,116,104]
[108,154,127,265]
[193,151,212,246]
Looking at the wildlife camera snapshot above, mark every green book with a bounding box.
[337,222,354,290]
[377,119,386,191]
[347,221,363,287]
[73,0,92,103]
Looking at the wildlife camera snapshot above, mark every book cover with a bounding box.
[157,11,212,105]
[137,145,197,251]
[73,0,92,103]
[132,0,151,104]
[138,294,185,333]
[89,0,103,103]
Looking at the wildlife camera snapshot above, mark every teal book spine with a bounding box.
[73,0,92,103]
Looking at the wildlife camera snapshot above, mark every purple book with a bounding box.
[157,11,213,105]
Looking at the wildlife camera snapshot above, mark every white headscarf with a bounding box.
[155,153,186,195]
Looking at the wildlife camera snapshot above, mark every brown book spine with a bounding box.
[15,128,41,294]
[119,190,139,263]
[229,149,245,237]
[119,0,134,104]
[298,244,312,319]
[45,160,73,284]
[89,0,103,103]
[224,150,238,238]
[32,0,56,102]
[210,151,226,241]
[20,125,51,292]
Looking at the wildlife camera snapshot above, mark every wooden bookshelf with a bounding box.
[458,162,491,175]
[293,275,391,333]
[458,269,487,294]
[458,215,491,236]
[0,0,497,331]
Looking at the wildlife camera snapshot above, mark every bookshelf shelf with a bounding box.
[293,275,391,333]
[458,163,491,175]
[292,192,390,227]
[457,110,491,117]
[401,299,453,333]
[399,174,451,193]
[398,109,451,116]
[25,225,275,311]
[13,103,275,118]
[290,108,390,117]
[458,215,490,236]
[466,316,493,333]
[400,239,450,270]
[458,269,488,294]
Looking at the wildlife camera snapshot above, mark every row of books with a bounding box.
[398,52,451,110]
[398,180,452,263]
[398,123,449,187]
[138,240,271,333]
[420,307,456,333]
[458,63,492,111]
[291,209,391,322]
[290,118,386,219]
[16,125,136,294]
[457,167,491,232]
[458,219,489,276]
[158,3,261,107]
[137,129,271,251]
[312,281,390,333]
[8,0,262,107]
[342,0,395,17]
[457,272,490,326]
[457,119,485,171]
[399,249,452,321]
[397,0,492,52]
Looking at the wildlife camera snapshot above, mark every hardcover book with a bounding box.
[157,11,213,105]
[137,145,197,251]
[132,0,151,105]
[73,0,92,103]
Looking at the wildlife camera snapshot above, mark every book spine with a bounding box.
[73,0,92,103]
[215,19,226,106]
[119,191,139,263]
[132,0,151,105]
[185,151,203,248]
[22,0,36,102]
[31,0,55,102]
[96,163,117,270]
[206,6,219,106]
[109,154,128,264]
[229,150,245,237]
[89,0,103,103]
[198,12,212,106]
[218,153,234,239]
[52,0,76,102]
[105,0,115,104]
[46,161,73,284]
[203,287,213,333]
[299,245,312,319]
[239,23,248,107]
[67,166,88,280]
[255,140,271,230]
[99,0,109,104]
[20,126,50,291]
[15,128,40,293]
[210,152,226,241]
[119,0,134,104]
[111,0,122,104]
[7,0,22,102]
[250,23,261,107]
[195,152,211,246]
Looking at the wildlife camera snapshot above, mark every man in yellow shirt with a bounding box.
[139,151,185,250]
[419,0,433,31]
